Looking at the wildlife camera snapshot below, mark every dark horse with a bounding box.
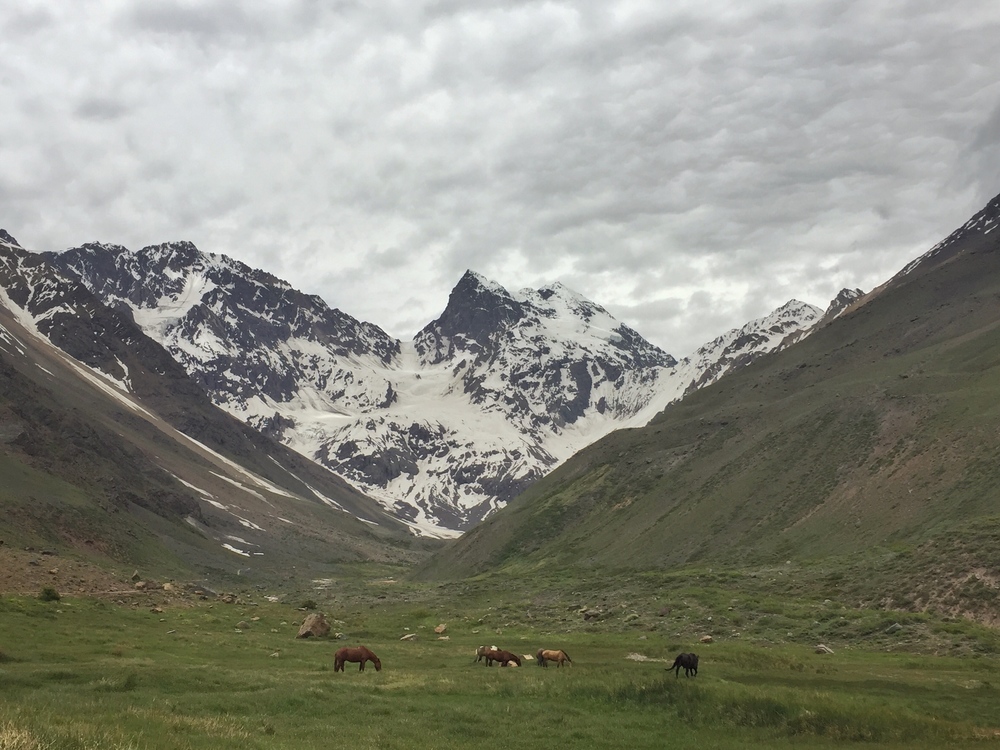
[334,645,382,672]
[485,648,522,667]
[536,649,572,667]
[670,652,698,678]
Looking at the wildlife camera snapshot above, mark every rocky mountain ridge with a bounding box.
[13,238,837,534]
[1,231,422,584]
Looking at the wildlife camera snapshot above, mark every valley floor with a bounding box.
[1,559,1000,749]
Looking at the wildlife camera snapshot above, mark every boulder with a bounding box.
[699,635,713,644]
[296,613,330,639]
[434,623,447,634]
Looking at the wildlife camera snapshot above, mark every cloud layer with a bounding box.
[3,1,999,355]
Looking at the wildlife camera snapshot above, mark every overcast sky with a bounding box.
[2,1,999,356]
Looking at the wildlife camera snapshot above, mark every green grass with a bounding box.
[2,575,999,750]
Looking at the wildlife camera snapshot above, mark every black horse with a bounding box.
[670,652,698,678]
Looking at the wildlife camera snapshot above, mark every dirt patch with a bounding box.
[0,546,125,596]
[0,546,199,608]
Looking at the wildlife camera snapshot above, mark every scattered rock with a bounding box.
[162,583,176,592]
[236,621,251,630]
[437,636,450,641]
[885,622,903,634]
[296,613,330,639]
[131,570,141,581]
[699,635,713,644]
[134,581,147,590]
[582,609,602,621]
[434,623,447,634]
[815,644,834,654]
[400,633,417,641]
[657,607,671,617]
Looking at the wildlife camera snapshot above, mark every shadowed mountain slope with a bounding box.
[415,189,1000,580]
[0,235,428,586]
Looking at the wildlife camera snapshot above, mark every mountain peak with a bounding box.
[824,287,865,320]
[414,272,524,363]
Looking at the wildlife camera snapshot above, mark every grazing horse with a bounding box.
[670,652,698,678]
[475,645,498,663]
[334,645,382,672]
[486,648,522,667]
[536,649,572,667]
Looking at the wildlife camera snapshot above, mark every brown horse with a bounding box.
[536,649,572,667]
[485,648,522,667]
[334,645,382,672]
[670,652,698,678]
[475,645,498,663]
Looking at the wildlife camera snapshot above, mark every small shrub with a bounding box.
[300,599,318,610]
[38,588,60,602]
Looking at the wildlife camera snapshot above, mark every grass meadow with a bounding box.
[2,570,1000,750]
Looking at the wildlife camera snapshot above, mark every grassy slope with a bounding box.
[415,222,1000,595]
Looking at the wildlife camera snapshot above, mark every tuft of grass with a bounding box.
[92,672,139,693]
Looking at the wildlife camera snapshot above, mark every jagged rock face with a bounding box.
[40,241,832,534]
[415,271,677,430]
[823,288,865,321]
[47,242,401,415]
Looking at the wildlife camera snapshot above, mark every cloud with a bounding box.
[1,1,999,357]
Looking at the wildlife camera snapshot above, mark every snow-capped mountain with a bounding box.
[37,240,832,535]
[0,231,417,577]
[679,299,823,393]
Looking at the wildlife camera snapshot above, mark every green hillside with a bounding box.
[416,196,1000,596]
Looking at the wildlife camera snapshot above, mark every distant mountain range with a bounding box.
[3,238,852,535]
[6,186,999,612]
